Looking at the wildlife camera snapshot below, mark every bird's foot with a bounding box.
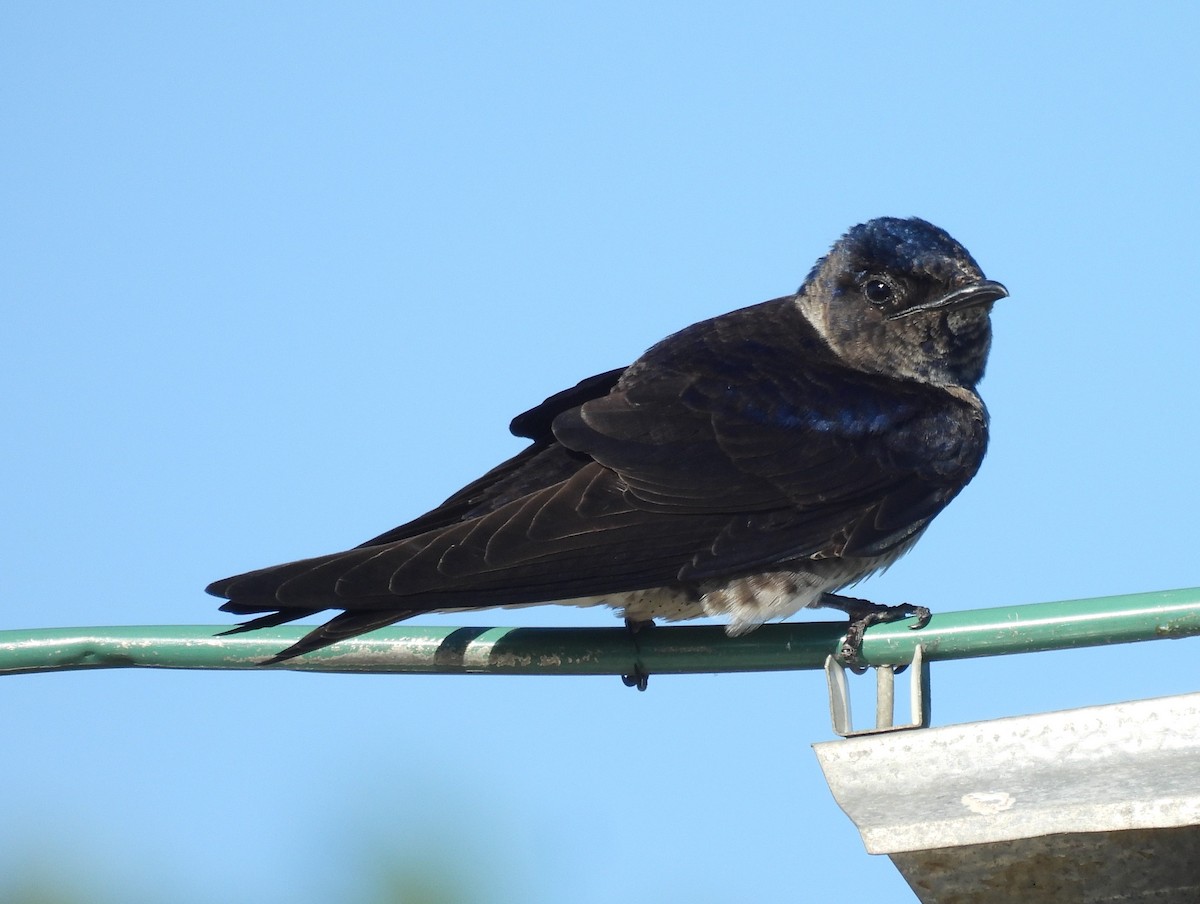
[621,617,654,691]
[621,668,649,692]
[817,593,931,673]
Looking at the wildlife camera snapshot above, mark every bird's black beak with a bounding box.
[888,279,1009,320]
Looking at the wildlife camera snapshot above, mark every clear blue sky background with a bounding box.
[4,4,1199,902]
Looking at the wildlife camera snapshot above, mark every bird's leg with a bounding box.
[818,593,931,672]
[621,617,654,691]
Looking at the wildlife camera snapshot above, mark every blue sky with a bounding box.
[4,3,1199,901]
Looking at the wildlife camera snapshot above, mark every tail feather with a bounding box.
[215,607,321,635]
[257,610,419,665]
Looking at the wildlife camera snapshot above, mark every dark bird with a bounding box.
[208,216,1007,668]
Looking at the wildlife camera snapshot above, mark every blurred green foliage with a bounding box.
[1,835,493,904]
[1,862,476,904]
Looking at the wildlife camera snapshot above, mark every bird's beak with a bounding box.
[888,279,1009,320]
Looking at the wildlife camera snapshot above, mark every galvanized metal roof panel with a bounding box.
[814,691,1200,902]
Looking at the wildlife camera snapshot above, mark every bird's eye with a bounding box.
[863,278,894,305]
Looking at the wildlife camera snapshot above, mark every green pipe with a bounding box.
[2,587,1199,677]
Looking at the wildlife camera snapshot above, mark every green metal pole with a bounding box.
[2,587,1199,677]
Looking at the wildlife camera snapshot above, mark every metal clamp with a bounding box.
[824,645,930,737]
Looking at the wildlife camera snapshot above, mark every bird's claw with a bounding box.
[820,594,931,671]
[621,668,649,692]
[906,605,932,630]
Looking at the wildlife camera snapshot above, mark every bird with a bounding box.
[208,216,1007,670]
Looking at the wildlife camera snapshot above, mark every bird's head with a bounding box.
[796,217,1007,389]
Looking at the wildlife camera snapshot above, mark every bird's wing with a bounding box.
[208,302,986,662]
[551,306,988,570]
[212,339,982,613]
[212,458,771,610]
[555,384,981,580]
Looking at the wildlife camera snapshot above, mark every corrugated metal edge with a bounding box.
[813,691,1200,854]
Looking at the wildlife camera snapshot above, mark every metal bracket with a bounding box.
[824,645,930,737]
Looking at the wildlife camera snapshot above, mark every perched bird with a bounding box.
[208,216,1006,668]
